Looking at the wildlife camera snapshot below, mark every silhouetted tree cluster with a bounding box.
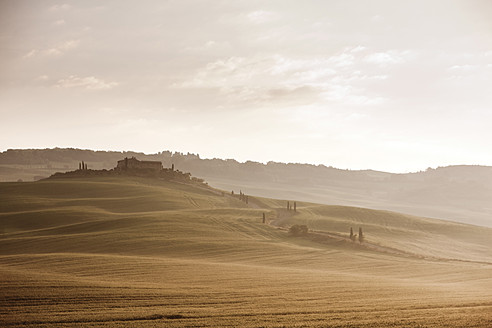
[349,227,364,243]
[78,161,88,170]
[238,190,249,204]
[289,224,308,236]
[286,201,297,212]
[191,177,205,184]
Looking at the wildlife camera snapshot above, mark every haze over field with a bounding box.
[1,177,491,327]
[1,0,492,172]
[2,148,492,227]
[2,1,492,326]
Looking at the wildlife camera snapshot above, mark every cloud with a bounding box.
[49,4,71,11]
[448,64,479,72]
[45,39,80,56]
[53,19,66,26]
[349,45,367,53]
[23,39,80,58]
[173,50,389,107]
[247,10,279,24]
[174,53,352,90]
[364,50,410,66]
[371,15,383,22]
[321,85,386,106]
[328,53,355,67]
[172,56,268,89]
[446,63,491,85]
[56,75,119,90]
[22,50,38,59]
[45,48,63,56]
[37,75,49,81]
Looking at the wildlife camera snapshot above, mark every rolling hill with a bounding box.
[1,148,492,227]
[0,176,491,327]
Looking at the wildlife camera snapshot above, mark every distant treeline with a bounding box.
[2,148,492,185]
[2,148,492,228]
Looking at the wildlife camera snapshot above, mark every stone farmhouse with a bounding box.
[116,157,163,171]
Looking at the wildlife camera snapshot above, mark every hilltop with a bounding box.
[47,157,207,186]
[1,148,492,227]
[0,176,491,327]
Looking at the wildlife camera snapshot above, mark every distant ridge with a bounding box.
[1,148,492,227]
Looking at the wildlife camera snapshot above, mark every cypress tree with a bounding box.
[358,227,364,243]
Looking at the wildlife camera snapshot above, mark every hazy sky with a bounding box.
[1,0,491,172]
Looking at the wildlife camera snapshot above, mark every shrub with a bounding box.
[289,224,308,236]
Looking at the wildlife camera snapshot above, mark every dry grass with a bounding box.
[0,177,491,327]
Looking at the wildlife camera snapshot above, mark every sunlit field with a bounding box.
[1,177,491,327]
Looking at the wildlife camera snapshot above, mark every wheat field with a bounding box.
[1,177,491,327]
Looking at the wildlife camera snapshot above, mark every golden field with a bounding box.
[1,177,491,327]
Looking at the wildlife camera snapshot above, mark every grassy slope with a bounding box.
[0,177,491,327]
[271,201,492,263]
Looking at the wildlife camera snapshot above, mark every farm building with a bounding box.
[116,157,163,171]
